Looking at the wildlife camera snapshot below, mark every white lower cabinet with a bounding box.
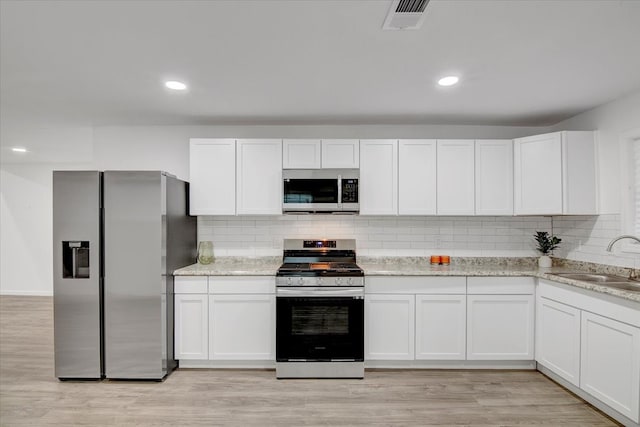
[466,277,535,360]
[209,294,275,360]
[466,288,535,360]
[536,296,581,387]
[174,276,275,364]
[580,311,640,422]
[174,293,209,360]
[536,279,640,424]
[415,295,466,360]
[365,294,415,360]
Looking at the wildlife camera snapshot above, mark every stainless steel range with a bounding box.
[275,239,364,379]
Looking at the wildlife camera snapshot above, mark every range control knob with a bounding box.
[348,277,354,285]
[335,277,343,285]
[317,277,323,285]
[286,277,292,285]
[298,277,305,285]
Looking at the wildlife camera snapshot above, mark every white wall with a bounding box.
[1,123,548,295]
[551,90,640,268]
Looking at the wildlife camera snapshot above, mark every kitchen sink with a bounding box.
[600,282,640,292]
[549,272,640,292]
[550,272,633,283]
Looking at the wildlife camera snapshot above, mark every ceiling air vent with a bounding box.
[383,0,430,30]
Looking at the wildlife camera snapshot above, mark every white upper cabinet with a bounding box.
[398,139,437,215]
[514,131,596,215]
[359,139,398,215]
[514,132,563,215]
[282,139,359,169]
[475,140,514,215]
[189,138,237,215]
[321,139,359,168]
[282,139,321,169]
[437,140,475,215]
[236,139,283,215]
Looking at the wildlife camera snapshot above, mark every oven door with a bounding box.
[276,287,364,362]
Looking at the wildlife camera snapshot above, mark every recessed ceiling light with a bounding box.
[438,76,459,87]
[11,147,27,153]
[165,80,187,91]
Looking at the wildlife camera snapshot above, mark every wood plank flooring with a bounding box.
[0,296,620,426]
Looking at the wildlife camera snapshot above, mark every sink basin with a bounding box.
[550,272,634,283]
[549,273,640,292]
[601,282,640,292]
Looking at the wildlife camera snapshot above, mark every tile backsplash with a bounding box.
[553,213,640,268]
[198,215,552,258]
[198,213,640,267]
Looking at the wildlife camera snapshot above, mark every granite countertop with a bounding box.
[174,256,640,303]
[360,257,640,303]
[174,257,281,276]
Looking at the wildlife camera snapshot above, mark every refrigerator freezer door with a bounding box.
[53,171,103,379]
[104,171,166,379]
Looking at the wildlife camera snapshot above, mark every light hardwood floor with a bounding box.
[0,296,620,426]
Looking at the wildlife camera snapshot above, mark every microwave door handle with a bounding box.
[337,174,342,207]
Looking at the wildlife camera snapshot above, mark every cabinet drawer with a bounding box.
[208,276,275,294]
[174,276,208,294]
[366,276,466,294]
[467,277,534,294]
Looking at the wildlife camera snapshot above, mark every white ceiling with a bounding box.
[1,0,640,129]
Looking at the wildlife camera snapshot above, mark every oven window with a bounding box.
[276,296,364,361]
[283,179,338,203]
[291,306,349,335]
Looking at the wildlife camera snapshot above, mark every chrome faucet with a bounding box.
[605,235,640,252]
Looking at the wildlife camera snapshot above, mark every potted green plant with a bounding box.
[534,231,561,267]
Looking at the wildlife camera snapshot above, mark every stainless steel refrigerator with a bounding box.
[53,171,196,380]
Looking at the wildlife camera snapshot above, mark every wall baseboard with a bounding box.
[0,290,53,296]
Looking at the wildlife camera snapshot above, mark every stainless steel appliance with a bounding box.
[282,169,359,214]
[275,239,364,379]
[53,171,196,380]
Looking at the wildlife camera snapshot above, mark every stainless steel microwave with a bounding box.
[282,169,359,214]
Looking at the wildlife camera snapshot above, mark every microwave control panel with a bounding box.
[341,179,358,203]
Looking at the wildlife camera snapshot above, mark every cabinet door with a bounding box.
[283,139,321,169]
[174,294,208,360]
[536,297,581,387]
[437,140,475,215]
[359,139,398,215]
[415,295,466,360]
[475,140,513,215]
[398,139,437,215]
[467,294,534,360]
[514,132,562,215]
[321,139,359,168]
[581,311,640,422]
[365,294,414,360]
[209,294,275,360]
[236,139,282,215]
[189,138,236,215]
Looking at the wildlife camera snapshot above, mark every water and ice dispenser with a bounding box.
[62,241,90,278]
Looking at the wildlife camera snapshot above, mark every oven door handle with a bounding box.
[276,287,364,298]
